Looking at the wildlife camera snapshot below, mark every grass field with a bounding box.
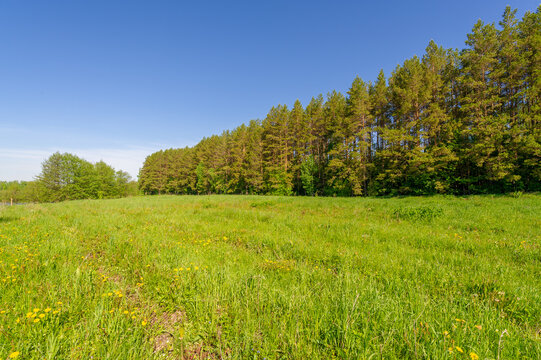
[0,195,540,359]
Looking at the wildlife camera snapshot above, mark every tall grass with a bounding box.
[0,195,539,359]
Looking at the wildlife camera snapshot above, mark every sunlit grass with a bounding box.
[0,195,540,359]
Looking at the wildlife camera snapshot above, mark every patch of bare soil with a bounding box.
[151,310,186,354]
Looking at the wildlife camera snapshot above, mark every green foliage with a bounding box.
[300,155,317,196]
[392,205,444,221]
[510,190,523,198]
[249,200,274,208]
[35,152,136,202]
[138,6,541,197]
[195,162,207,194]
[0,181,40,204]
[265,169,293,196]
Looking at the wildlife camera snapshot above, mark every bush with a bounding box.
[393,205,443,221]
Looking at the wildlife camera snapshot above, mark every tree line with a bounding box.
[1,152,138,203]
[0,181,39,204]
[139,6,540,196]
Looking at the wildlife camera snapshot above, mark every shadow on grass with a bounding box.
[0,216,18,223]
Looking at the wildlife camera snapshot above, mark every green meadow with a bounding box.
[0,195,540,359]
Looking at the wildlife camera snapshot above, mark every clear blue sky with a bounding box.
[1,0,539,181]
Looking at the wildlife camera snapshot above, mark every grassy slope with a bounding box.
[0,195,539,359]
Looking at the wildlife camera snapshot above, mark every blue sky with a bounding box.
[1,0,539,181]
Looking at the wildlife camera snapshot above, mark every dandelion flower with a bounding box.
[44,308,52,313]
[455,346,463,353]
[33,308,40,313]
[470,353,479,360]
[33,318,40,323]
[9,352,20,358]
[475,325,482,330]
[142,320,147,326]
[39,314,45,318]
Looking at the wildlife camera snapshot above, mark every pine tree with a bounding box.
[371,70,389,153]
[262,105,293,195]
[458,19,509,192]
[228,124,249,193]
[304,95,326,194]
[289,99,306,194]
[244,120,264,194]
[324,91,349,195]
[517,6,541,190]
[421,41,459,193]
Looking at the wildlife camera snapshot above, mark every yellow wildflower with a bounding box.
[456,346,463,353]
[33,308,40,313]
[475,325,482,330]
[39,314,45,318]
[44,308,52,313]
[142,320,147,326]
[9,352,20,359]
[470,353,479,360]
[33,318,40,323]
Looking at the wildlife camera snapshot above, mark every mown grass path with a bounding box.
[0,195,540,359]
